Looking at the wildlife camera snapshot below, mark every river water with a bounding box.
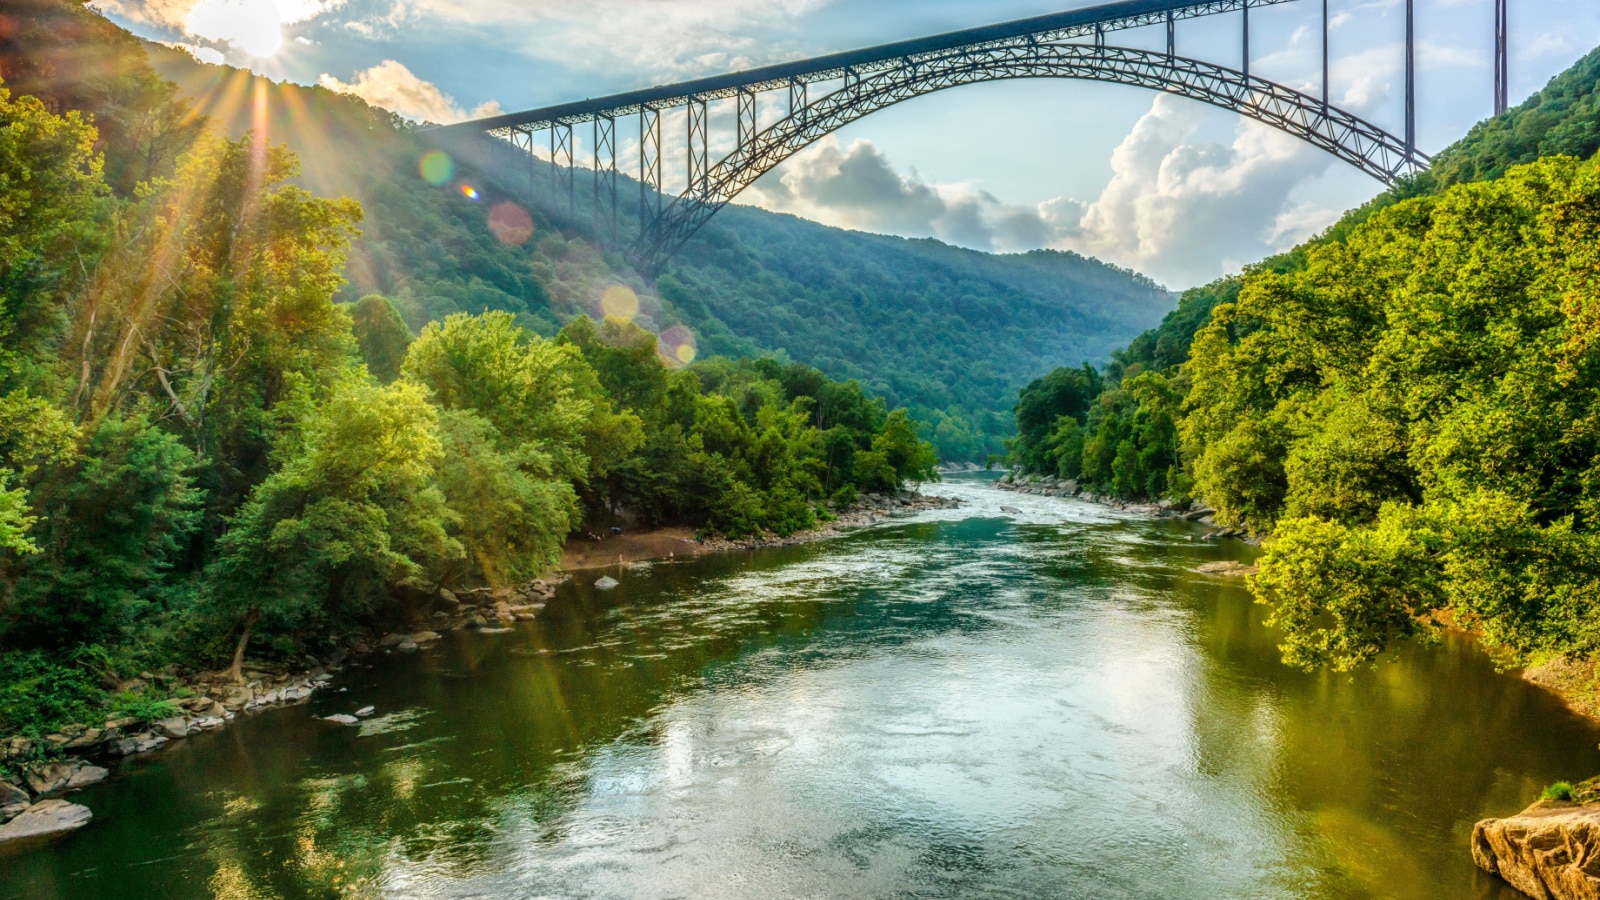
[3,474,1597,899]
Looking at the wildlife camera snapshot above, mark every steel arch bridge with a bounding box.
[430,0,1509,272]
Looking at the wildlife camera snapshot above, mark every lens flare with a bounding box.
[488,202,534,246]
[659,324,698,365]
[461,184,480,201]
[419,151,453,185]
[600,285,640,322]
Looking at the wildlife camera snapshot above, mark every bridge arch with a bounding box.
[642,42,1427,269]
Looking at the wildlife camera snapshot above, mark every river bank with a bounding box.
[0,490,961,846]
[4,473,1582,898]
[996,470,1600,745]
[561,491,963,571]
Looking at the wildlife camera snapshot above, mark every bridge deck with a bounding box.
[432,0,1297,133]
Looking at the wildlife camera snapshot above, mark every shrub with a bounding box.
[1543,782,1576,802]
[0,650,106,736]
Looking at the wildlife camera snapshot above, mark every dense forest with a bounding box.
[0,0,940,738]
[95,20,1169,463]
[1010,45,1600,673]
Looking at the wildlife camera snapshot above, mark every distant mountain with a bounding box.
[2,0,1173,459]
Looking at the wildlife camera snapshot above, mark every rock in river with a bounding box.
[65,766,108,790]
[595,576,619,590]
[24,763,73,797]
[1474,799,1600,899]
[152,716,189,739]
[323,714,359,726]
[0,800,92,843]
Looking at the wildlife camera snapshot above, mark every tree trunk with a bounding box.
[229,610,260,684]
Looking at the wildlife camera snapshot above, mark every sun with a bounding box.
[185,0,288,57]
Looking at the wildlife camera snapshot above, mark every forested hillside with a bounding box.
[1007,43,1600,674]
[125,22,1169,462]
[0,0,942,738]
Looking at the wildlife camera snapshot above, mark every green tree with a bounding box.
[0,83,107,388]
[3,413,203,649]
[208,374,457,680]
[348,294,413,383]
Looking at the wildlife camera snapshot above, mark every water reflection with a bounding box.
[2,476,1596,899]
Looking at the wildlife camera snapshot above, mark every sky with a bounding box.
[95,0,1600,289]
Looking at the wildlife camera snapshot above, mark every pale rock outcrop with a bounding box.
[24,763,74,797]
[65,766,108,790]
[152,716,189,739]
[0,800,92,842]
[1474,800,1600,899]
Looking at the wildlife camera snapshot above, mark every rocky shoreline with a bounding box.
[0,576,569,844]
[0,491,960,846]
[692,491,964,554]
[994,472,1258,544]
[1473,778,1600,900]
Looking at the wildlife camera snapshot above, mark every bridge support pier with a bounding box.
[1495,0,1509,115]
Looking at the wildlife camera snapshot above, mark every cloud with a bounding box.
[318,60,502,124]
[748,136,1054,253]
[99,0,344,57]
[1044,95,1340,286]
[344,0,830,77]
[750,94,1349,288]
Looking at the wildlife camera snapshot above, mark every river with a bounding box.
[3,474,1596,899]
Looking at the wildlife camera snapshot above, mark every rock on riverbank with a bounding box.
[995,473,1247,538]
[1474,793,1600,899]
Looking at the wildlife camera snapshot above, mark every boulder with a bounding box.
[0,782,28,807]
[396,641,419,653]
[410,631,441,643]
[594,577,620,590]
[152,716,189,739]
[1196,561,1259,578]
[118,732,168,755]
[354,706,376,718]
[64,728,105,752]
[323,714,359,726]
[65,766,108,790]
[1,802,27,823]
[24,763,74,797]
[379,633,407,648]
[0,800,93,843]
[1474,800,1600,899]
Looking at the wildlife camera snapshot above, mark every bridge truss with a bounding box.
[430,0,1489,272]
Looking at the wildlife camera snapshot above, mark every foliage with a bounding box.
[434,409,578,588]
[1204,155,1600,667]
[2,413,203,649]
[207,373,458,640]
[348,294,414,382]
[1424,46,1600,189]
[1010,365,1101,471]
[0,82,107,388]
[0,649,106,737]
[107,690,180,726]
[1544,782,1576,802]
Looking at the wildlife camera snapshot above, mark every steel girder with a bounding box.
[463,0,1301,135]
[634,43,1428,271]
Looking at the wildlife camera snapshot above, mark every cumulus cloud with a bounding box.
[1046,95,1343,285]
[748,136,1052,253]
[750,94,1351,287]
[318,60,503,124]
